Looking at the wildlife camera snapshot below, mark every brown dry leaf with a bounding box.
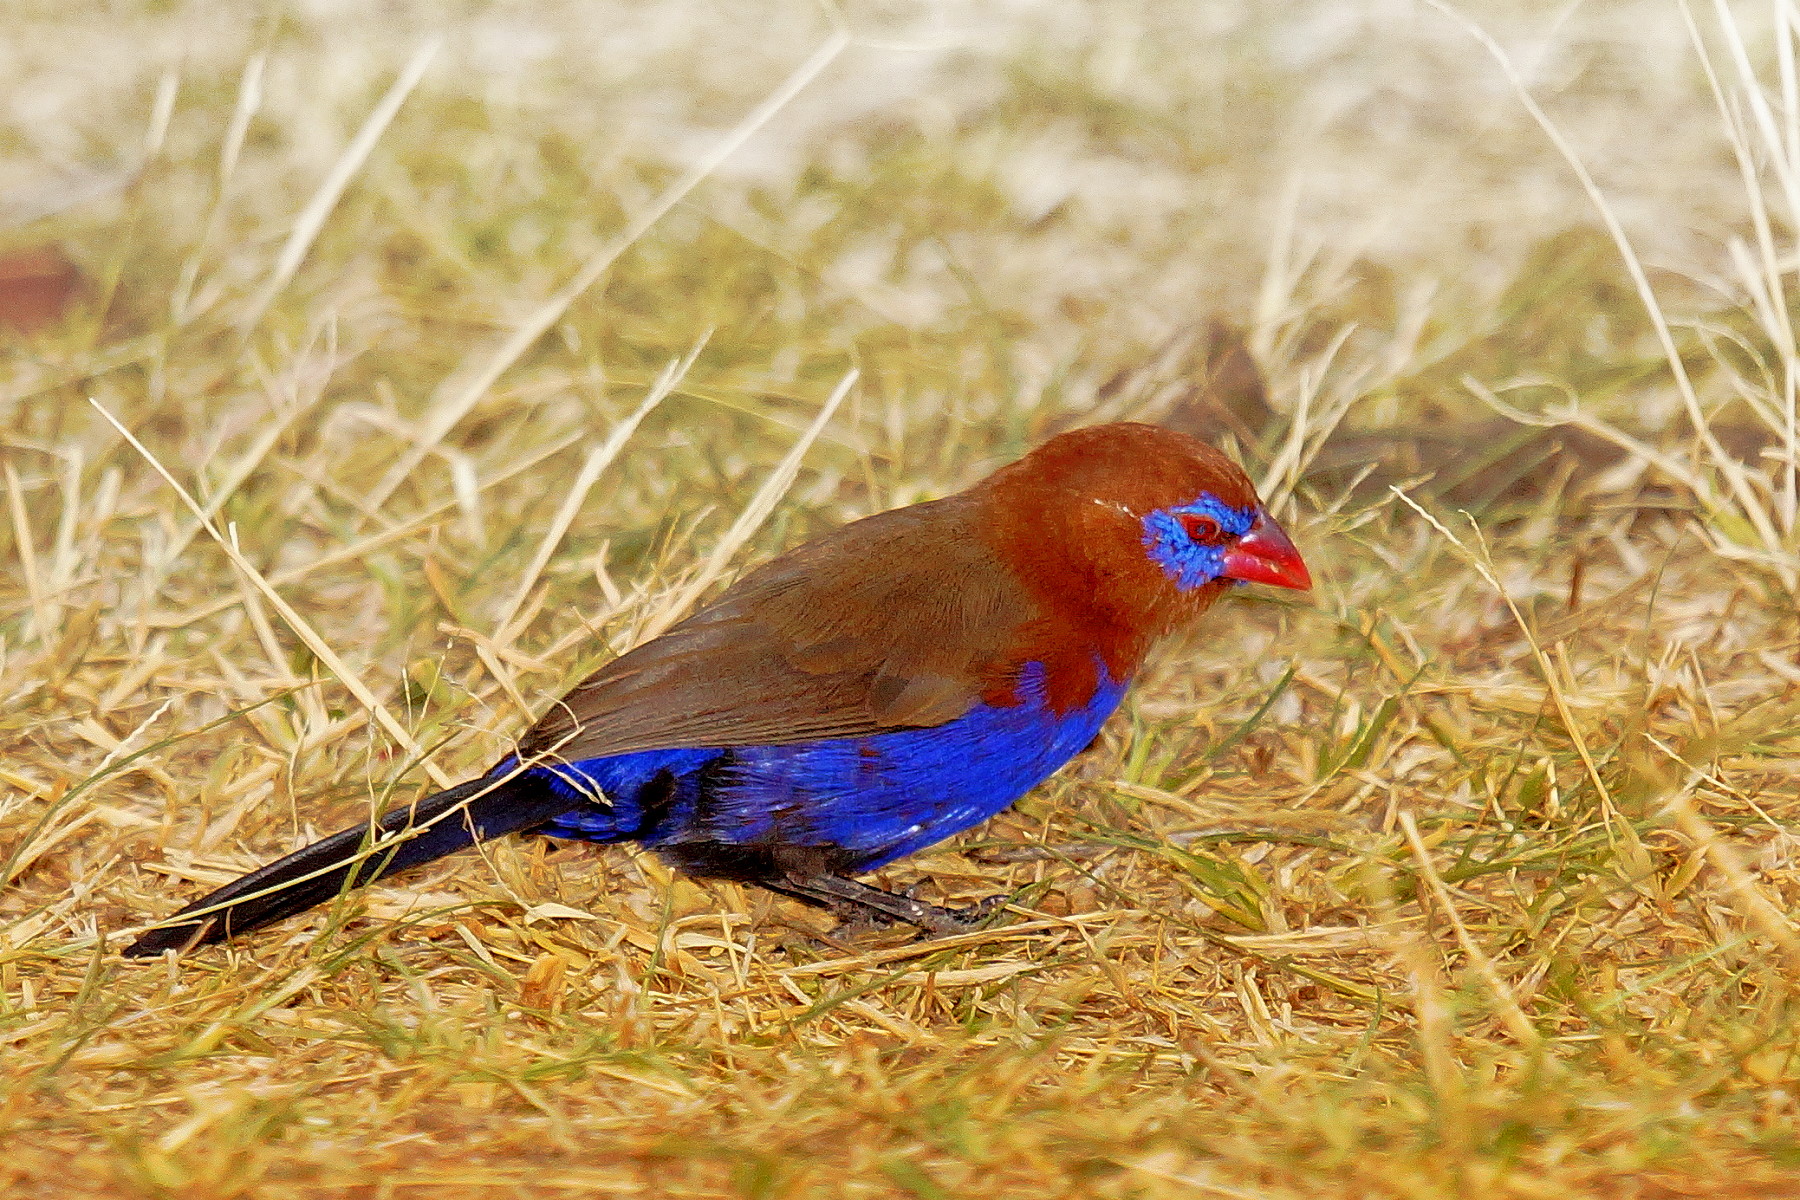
[0,245,80,334]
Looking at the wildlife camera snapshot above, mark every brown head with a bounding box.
[976,422,1310,697]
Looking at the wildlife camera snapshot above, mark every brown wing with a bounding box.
[514,495,1038,765]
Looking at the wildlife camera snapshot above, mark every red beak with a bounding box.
[1222,510,1312,591]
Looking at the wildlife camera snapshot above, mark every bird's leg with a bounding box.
[962,840,1109,865]
[771,873,1007,936]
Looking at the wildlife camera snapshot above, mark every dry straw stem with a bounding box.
[1433,0,1799,593]
[634,367,857,643]
[2,460,50,642]
[144,346,336,593]
[1659,776,1800,976]
[1690,0,1800,535]
[1390,488,1649,870]
[1256,324,1367,514]
[1397,811,1543,1052]
[363,30,851,516]
[487,349,695,644]
[466,348,698,710]
[91,399,456,790]
[239,39,442,332]
[151,427,591,633]
[1375,879,1470,1146]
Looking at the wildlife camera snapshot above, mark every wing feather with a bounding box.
[515,495,1035,765]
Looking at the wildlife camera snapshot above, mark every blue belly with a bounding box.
[527,662,1127,872]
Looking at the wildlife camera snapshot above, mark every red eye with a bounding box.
[1180,513,1224,544]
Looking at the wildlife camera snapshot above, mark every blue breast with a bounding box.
[527,661,1127,872]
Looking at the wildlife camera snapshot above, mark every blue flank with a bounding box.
[523,661,1129,872]
[1139,493,1255,592]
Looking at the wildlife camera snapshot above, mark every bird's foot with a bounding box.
[889,890,1009,937]
[928,892,1008,933]
[769,873,1011,938]
[892,881,1008,932]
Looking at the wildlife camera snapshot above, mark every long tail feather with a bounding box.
[123,772,571,957]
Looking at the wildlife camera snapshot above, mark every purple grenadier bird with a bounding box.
[124,422,1311,956]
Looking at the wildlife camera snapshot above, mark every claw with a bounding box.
[767,872,1013,938]
[956,893,1009,922]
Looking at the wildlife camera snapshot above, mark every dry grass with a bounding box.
[3,2,1800,1196]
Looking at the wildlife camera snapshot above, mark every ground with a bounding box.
[2,2,1799,1196]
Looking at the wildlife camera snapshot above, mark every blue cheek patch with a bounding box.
[1141,494,1256,591]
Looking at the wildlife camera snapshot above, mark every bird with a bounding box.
[122,421,1311,957]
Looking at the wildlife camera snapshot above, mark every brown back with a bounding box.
[515,494,1041,766]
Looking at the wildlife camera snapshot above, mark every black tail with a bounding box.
[123,772,572,957]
